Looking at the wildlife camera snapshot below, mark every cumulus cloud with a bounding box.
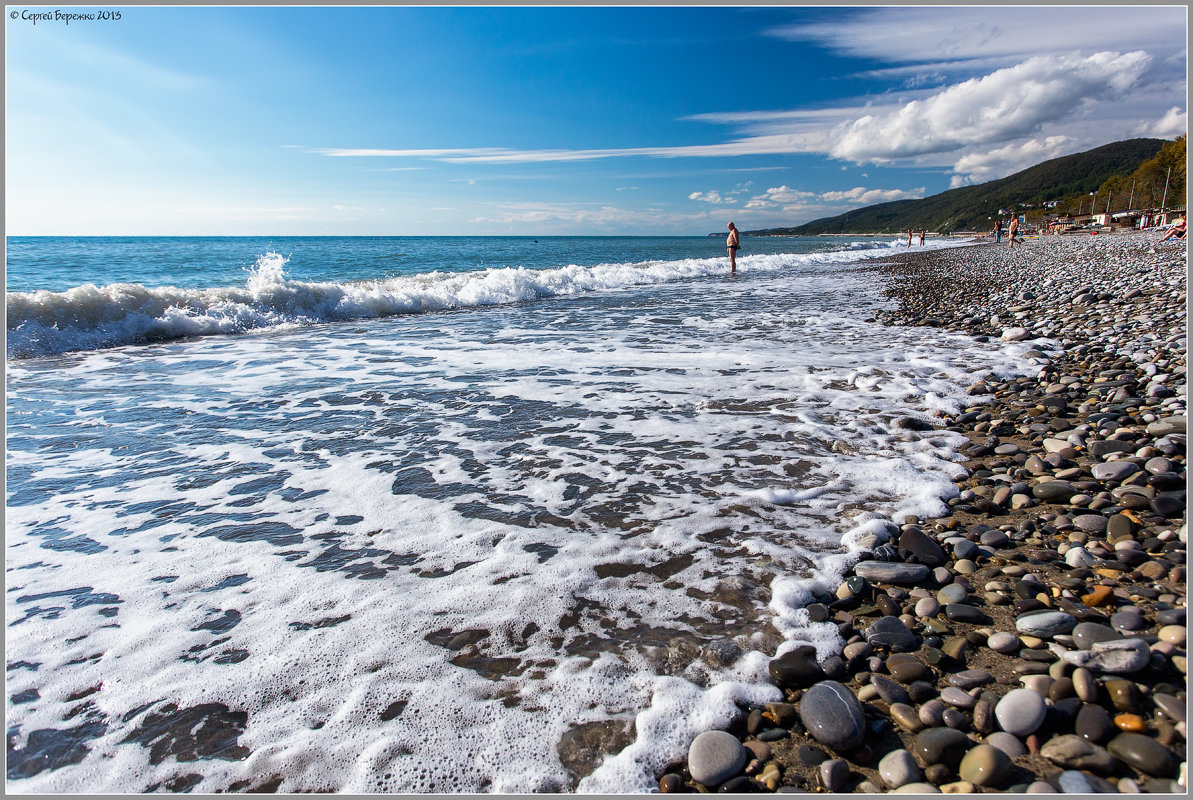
[949,136,1075,187]
[689,190,734,204]
[743,185,817,210]
[829,51,1152,163]
[743,184,920,211]
[818,186,925,204]
[1144,106,1188,138]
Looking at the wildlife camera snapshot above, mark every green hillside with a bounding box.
[751,138,1169,235]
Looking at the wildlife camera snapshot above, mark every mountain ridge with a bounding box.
[746,138,1170,236]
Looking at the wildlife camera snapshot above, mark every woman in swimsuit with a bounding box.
[727,222,740,274]
[1160,216,1187,242]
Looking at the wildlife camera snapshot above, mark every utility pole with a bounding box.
[1128,178,1136,210]
[1161,166,1172,215]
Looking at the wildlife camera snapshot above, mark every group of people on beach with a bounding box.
[993,216,1022,247]
[724,221,938,275]
[723,211,1184,275]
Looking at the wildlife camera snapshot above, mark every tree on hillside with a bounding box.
[1095,174,1129,213]
[1129,135,1186,210]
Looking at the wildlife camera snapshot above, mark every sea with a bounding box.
[5,235,1036,792]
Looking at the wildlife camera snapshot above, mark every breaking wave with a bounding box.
[6,239,934,358]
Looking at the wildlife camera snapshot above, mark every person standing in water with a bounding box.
[919,229,926,246]
[727,222,741,274]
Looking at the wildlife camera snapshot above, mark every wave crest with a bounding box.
[6,241,947,358]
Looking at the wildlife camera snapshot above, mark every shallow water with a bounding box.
[5,237,1030,792]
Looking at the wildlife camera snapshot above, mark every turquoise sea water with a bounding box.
[7,235,913,358]
[6,235,898,293]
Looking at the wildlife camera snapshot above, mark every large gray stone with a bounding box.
[800,680,866,751]
[1072,514,1108,534]
[1060,638,1151,673]
[985,731,1027,758]
[687,730,747,787]
[1087,440,1134,458]
[819,758,849,792]
[1033,481,1077,503]
[913,727,970,768]
[769,645,825,688]
[1071,622,1121,650]
[865,615,918,652]
[878,748,922,789]
[1091,461,1140,483]
[1040,735,1119,773]
[994,688,1047,736]
[896,528,946,568]
[1146,416,1186,437]
[1016,611,1077,638]
[852,561,930,585]
[1106,732,1178,777]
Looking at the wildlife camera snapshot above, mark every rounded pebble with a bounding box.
[995,688,1047,736]
[687,730,747,787]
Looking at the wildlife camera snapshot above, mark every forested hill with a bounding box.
[750,138,1168,235]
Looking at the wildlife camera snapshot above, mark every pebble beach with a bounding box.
[657,230,1187,794]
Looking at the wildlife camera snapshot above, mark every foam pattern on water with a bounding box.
[7,239,953,358]
[6,257,1032,792]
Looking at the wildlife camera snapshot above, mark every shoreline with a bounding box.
[654,232,1187,793]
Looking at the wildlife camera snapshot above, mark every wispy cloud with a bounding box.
[317,134,830,163]
[767,7,1185,72]
[468,200,723,233]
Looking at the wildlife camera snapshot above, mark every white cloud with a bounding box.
[689,190,734,204]
[819,186,925,204]
[318,132,830,164]
[319,47,1171,182]
[314,11,1182,198]
[829,51,1152,163]
[743,183,923,212]
[1144,106,1188,138]
[743,185,818,210]
[768,7,1185,70]
[949,136,1074,187]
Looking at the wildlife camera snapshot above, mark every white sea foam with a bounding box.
[5,248,1033,793]
[6,240,961,358]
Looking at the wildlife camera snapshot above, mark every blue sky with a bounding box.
[5,5,1187,235]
